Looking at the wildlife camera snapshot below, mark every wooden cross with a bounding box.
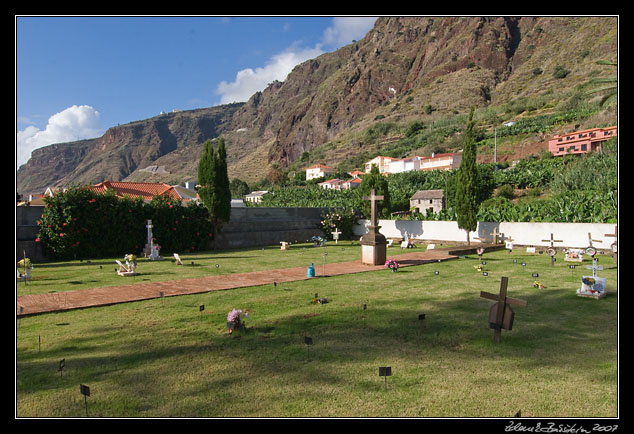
[363,189,384,228]
[541,233,563,266]
[480,277,527,343]
[489,227,501,244]
[604,225,617,263]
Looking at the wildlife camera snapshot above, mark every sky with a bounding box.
[15,16,378,169]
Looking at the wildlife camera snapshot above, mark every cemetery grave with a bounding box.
[16,243,617,418]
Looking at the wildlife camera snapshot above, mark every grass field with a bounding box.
[15,243,618,418]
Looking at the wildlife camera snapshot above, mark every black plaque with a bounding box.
[80,384,90,397]
[199,304,205,312]
[379,367,391,376]
[418,314,426,320]
[304,336,313,345]
[532,273,539,278]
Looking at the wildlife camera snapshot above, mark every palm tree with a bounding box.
[586,60,617,108]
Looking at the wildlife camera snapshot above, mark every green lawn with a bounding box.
[16,244,618,418]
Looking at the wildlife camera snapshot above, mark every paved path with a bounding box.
[16,244,504,317]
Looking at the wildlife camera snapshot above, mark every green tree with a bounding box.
[197,138,231,245]
[229,178,250,198]
[454,107,479,244]
[358,164,391,218]
[215,137,231,223]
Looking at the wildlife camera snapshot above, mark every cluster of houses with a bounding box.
[19,126,616,213]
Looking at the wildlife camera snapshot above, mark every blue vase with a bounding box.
[307,263,315,278]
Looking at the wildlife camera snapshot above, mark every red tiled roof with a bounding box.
[89,181,182,201]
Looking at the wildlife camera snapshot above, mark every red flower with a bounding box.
[35,238,40,242]
[59,233,64,237]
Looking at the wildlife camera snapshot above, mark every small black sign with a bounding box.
[435,271,439,275]
[532,273,539,278]
[521,263,526,267]
[569,265,576,269]
[59,359,65,371]
[80,384,90,397]
[199,305,205,312]
[419,314,426,320]
[379,367,391,377]
[482,261,487,265]
[482,272,488,276]
[513,259,518,263]
[363,304,367,310]
[304,336,313,345]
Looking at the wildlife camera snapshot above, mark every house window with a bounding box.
[559,147,564,152]
[581,144,587,151]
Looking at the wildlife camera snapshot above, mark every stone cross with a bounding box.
[604,225,617,263]
[489,227,501,244]
[363,189,384,228]
[586,258,604,278]
[332,228,341,244]
[480,277,527,343]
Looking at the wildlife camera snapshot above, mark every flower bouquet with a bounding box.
[474,265,484,272]
[227,308,249,334]
[385,259,400,272]
[533,281,545,289]
[17,258,33,280]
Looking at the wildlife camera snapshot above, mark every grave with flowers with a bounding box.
[226,308,249,334]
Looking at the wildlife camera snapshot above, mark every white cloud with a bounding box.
[215,17,377,105]
[16,105,102,168]
[216,44,324,104]
[322,17,377,47]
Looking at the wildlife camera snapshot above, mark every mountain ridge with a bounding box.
[16,16,617,196]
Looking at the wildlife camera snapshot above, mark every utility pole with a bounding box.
[494,127,497,163]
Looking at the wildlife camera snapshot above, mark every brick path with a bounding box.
[16,244,503,317]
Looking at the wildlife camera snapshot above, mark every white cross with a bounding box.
[332,228,341,243]
[586,258,604,278]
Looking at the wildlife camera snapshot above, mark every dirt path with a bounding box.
[16,245,503,317]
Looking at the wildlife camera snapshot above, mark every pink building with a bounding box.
[548,126,617,156]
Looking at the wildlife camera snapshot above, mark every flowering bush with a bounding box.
[320,207,359,240]
[384,259,399,270]
[37,186,214,260]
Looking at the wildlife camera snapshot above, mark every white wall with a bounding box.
[354,220,617,250]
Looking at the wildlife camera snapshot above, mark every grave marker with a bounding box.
[332,228,341,244]
[604,225,617,263]
[480,277,527,343]
[360,189,388,265]
[379,366,391,389]
[80,384,90,416]
[144,220,163,261]
[489,227,501,244]
[541,233,563,266]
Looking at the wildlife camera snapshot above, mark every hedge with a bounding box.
[36,186,214,260]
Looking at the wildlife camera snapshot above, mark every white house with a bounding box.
[245,191,269,203]
[388,156,423,174]
[419,153,462,171]
[364,156,395,174]
[306,164,335,180]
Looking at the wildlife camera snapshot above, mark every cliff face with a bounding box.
[17,16,617,196]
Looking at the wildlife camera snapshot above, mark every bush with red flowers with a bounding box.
[37,186,214,260]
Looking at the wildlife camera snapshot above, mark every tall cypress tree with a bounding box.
[214,137,231,223]
[197,139,217,215]
[455,107,479,245]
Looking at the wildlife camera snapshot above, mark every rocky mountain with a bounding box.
[16,16,617,196]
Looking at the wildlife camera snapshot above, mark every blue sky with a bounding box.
[16,16,378,168]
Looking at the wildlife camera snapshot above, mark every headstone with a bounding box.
[144,220,163,261]
[504,235,514,254]
[332,228,341,244]
[489,227,501,244]
[173,253,183,265]
[280,241,290,250]
[564,249,584,263]
[360,189,387,265]
[577,258,606,299]
[116,259,137,276]
[480,277,527,343]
